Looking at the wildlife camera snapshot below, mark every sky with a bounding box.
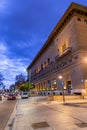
[0,0,87,88]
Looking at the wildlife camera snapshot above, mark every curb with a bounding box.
[5,100,18,130]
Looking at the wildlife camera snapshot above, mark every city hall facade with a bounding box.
[27,3,87,96]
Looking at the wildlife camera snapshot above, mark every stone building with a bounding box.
[27,2,87,96]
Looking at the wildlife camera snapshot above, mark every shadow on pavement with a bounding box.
[63,102,87,108]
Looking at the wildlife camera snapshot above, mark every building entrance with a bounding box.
[66,80,72,94]
[84,80,87,95]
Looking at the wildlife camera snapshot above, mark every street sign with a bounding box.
[60,81,64,87]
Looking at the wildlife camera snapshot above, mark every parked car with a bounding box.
[7,94,16,100]
[3,93,9,98]
[21,92,29,99]
[14,92,18,96]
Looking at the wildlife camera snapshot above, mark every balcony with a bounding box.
[31,62,58,82]
[60,47,72,58]
[55,47,72,61]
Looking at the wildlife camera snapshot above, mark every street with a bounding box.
[0,99,16,130]
[5,96,87,130]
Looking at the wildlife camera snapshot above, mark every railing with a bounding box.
[60,47,72,57]
[55,47,72,61]
[31,62,57,82]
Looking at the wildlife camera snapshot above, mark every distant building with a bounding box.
[27,3,87,96]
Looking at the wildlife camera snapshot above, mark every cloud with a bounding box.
[0,42,29,88]
[0,42,7,52]
[0,55,28,88]
[0,0,8,10]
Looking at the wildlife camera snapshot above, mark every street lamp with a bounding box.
[59,75,62,80]
[26,70,30,97]
[59,75,65,103]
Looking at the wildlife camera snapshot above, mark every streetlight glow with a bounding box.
[85,57,87,63]
[59,75,63,79]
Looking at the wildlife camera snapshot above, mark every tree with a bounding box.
[15,73,26,89]
[15,73,26,83]
[19,81,35,91]
[9,84,15,92]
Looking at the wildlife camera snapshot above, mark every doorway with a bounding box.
[66,80,72,94]
[84,80,87,95]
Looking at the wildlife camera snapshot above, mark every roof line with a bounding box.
[27,2,87,70]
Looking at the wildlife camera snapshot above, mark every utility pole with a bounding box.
[58,75,65,103]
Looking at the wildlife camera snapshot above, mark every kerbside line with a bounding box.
[5,101,18,130]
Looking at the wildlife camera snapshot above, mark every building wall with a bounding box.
[30,41,55,73]
[27,4,87,96]
[31,16,78,75]
[54,16,78,55]
[75,16,87,51]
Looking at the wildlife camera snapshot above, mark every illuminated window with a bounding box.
[52,79,57,90]
[53,79,57,85]
[43,61,46,68]
[66,80,72,89]
[62,43,66,52]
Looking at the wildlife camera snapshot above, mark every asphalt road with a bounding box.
[0,100,16,130]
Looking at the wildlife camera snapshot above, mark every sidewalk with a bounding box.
[5,96,87,130]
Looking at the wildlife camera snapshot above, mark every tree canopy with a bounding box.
[15,73,35,91]
[15,73,26,89]
[15,73,26,83]
[9,84,15,92]
[19,81,35,91]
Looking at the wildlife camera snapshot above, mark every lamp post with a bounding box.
[28,79,30,97]
[59,75,65,103]
[28,70,31,97]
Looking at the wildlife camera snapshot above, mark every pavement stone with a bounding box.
[5,96,87,130]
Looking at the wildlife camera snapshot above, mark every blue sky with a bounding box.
[0,0,87,88]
